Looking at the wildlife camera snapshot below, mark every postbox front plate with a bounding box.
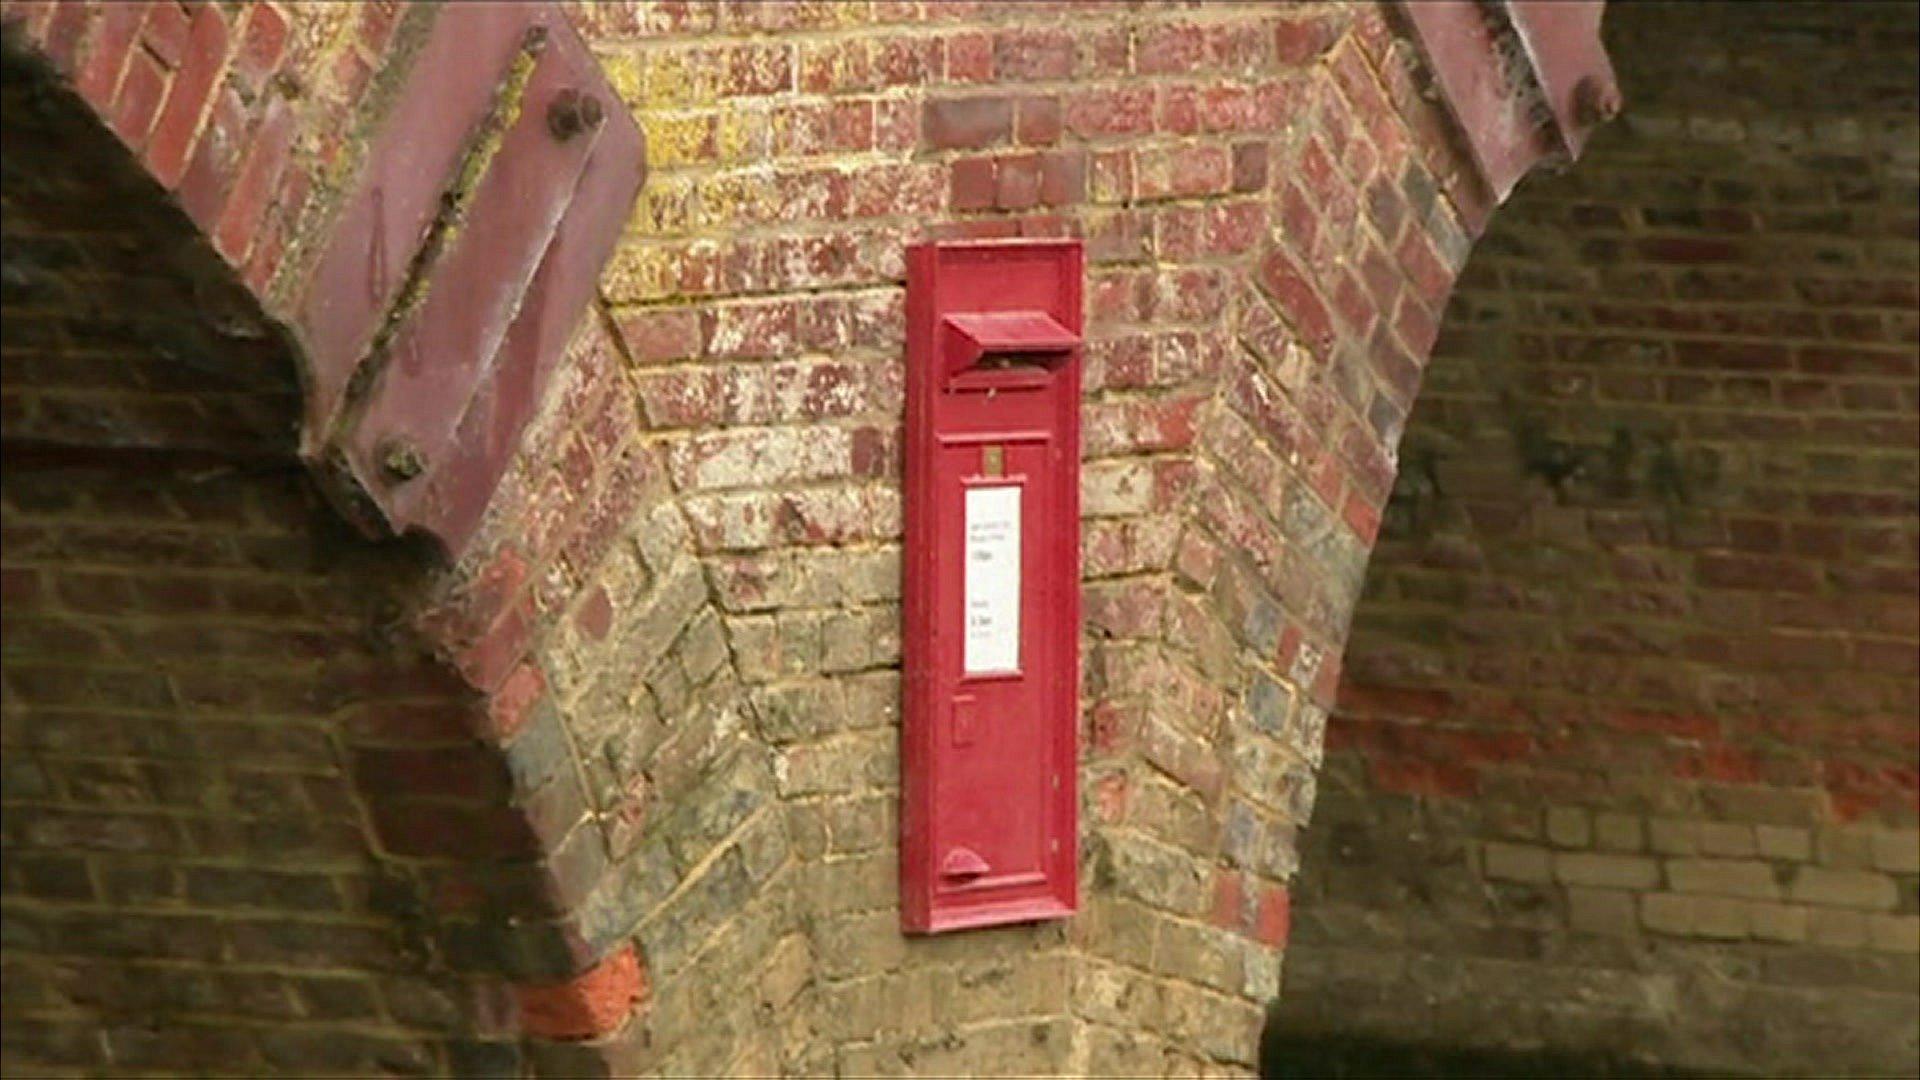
[901,240,1082,934]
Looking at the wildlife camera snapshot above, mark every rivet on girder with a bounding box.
[378,437,427,482]
[547,89,604,141]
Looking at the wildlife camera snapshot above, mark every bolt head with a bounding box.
[547,89,604,141]
[378,438,426,481]
[1574,76,1622,126]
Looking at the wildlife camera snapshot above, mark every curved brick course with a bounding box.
[1284,3,1919,1074]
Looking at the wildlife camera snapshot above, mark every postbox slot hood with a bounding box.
[943,311,1080,368]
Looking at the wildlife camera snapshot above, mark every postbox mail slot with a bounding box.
[902,241,1083,935]
[943,311,1076,392]
[946,364,1055,393]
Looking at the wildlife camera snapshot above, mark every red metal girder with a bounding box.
[338,23,603,502]
[297,3,541,444]
[1397,1,1619,202]
[1507,1,1620,161]
[394,87,647,555]
[296,4,647,556]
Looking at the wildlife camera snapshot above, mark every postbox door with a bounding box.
[930,436,1059,899]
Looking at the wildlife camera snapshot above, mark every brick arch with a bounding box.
[1278,2,1920,1072]
[1069,4,1619,1065]
[1,0,655,1066]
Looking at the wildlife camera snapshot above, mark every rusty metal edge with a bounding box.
[1396,0,1620,202]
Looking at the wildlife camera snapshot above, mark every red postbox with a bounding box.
[901,240,1082,934]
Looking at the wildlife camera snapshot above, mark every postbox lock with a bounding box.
[941,847,992,881]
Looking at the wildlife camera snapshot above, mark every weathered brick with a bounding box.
[1641,893,1747,940]
[1483,842,1553,884]
[1287,6,1920,1068]
[1594,813,1645,853]
[1748,901,1811,943]
[515,946,645,1041]
[1756,825,1813,862]
[1556,853,1660,891]
[1790,867,1899,910]
[1568,887,1638,937]
[1546,806,1592,848]
[1870,829,1920,874]
[1867,915,1920,954]
[1667,858,1780,900]
[922,95,1012,149]
[1807,907,1871,948]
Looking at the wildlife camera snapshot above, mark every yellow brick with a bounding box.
[598,49,646,109]
[642,112,720,168]
[716,106,770,164]
[647,49,724,106]
[1867,915,1920,954]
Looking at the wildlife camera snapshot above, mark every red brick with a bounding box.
[1156,84,1198,136]
[1274,13,1336,64]
[943,29,993,82]
[1212,869,1247,932]
[421,548,530,650]
[616,309,702,366]
[108,49,167,149]
[231,2,288,91]
[1064,85,1154,139]
[41,0,90,73]
[1038,149,1086,207]
[993,153,1041,210]
[1254,886,1291,946]
[454,594,535,693]
[142,2,229,188]
[212,95,296,262]
[1137,22,1206,76]
[485,662,548,743]
[871,36,937,88]
[140,0,191,69]
[1015,94,1062,145]
[1393,295,1438,358]
[558,455,651,578]
[950,155,996,212]
[922,95,1012,150]
[1258,249,1336,357]
[515,946,645,1040]
[75,1,145,104]
[992,26,1073,80]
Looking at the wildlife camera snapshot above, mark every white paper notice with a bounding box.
[963,485,1022,675]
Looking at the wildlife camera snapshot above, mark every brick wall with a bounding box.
[4,2,1596,1075]
[0,17,598,1073]
[1,0,416,303]
[509,2,1497,1072]
[0,462,535,1074]
[1281,4,1920,1074]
